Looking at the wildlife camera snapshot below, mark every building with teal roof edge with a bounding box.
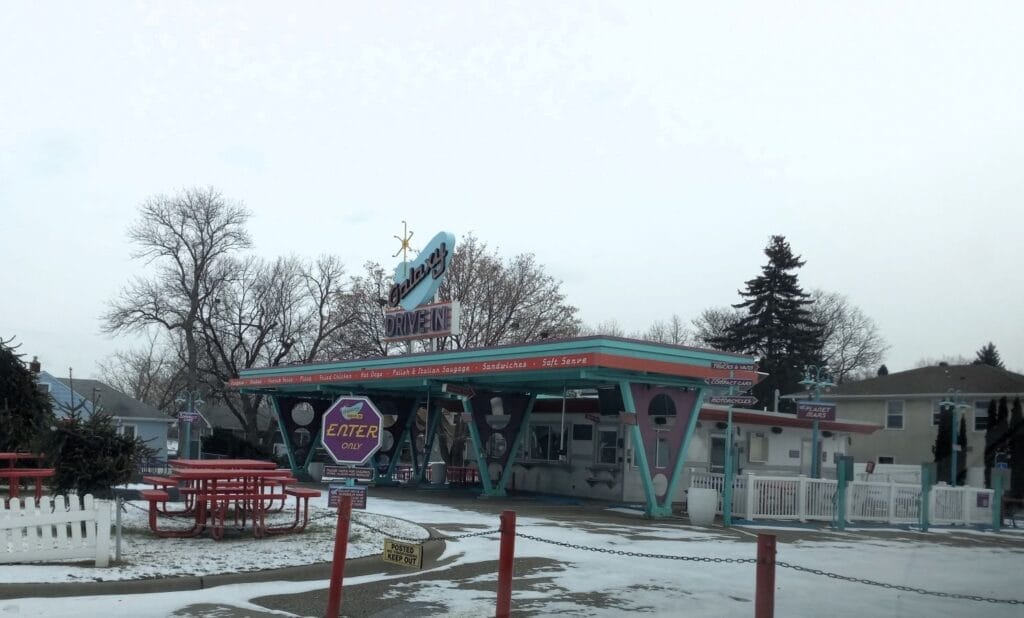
[232,336,763,518]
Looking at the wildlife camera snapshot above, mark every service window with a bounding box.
[596,429,618,464]
[747,432,769,464]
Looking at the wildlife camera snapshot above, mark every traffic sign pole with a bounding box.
[182,392,192,459]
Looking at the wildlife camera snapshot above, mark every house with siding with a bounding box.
[33,368,174,459]
[785,364,1024,477]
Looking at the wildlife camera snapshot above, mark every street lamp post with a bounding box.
[799,365,835,479]
[939,389,969,485]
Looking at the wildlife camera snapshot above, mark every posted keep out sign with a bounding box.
[320,396,384,465]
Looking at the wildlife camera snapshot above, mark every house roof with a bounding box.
[201,403,275,432]
[56,378,173,423]
[805,364,1024,399]
[36,371,94,417]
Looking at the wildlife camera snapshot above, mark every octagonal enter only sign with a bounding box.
[320,396,384,465]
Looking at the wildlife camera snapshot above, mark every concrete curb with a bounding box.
[0,527,447,600]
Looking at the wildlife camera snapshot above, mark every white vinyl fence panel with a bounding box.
[689,471,746,515]
[689,473,994,528]
[0,494,110,567]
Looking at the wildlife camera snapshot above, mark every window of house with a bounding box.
[36,383,50,394]
[885,400,904,430]
[748,432,769,463]
[974,400,990,431]
[118,424,137,440]
[655,432,670,469]
[596,429,618,464]
[878,456,895,465]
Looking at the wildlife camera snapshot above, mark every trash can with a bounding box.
[687,488,718,526]
[430,462,447,485]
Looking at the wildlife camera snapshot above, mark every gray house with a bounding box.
[787,364,1024,472]
[34,369,174,459]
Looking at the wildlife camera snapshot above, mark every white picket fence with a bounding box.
[0,495,111,567]
[689,471,995,527]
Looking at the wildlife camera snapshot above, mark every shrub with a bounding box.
[43,410,154,499]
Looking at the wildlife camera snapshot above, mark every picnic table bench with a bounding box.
[1,467,55,505]
[142,465,319,540]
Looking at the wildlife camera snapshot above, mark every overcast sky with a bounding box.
[2,2,1022,379]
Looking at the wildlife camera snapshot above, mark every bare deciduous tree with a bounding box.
[643,315,689,345]
[691,306,745,347]
[809,289,888,384]
[336,262,403,358]
[579,319,629,337]
[198,255,354,443]
[97,333,186,415]
[914,355,972,369]
[103,187,252,410]
[439,235,580,349]
[343,234,581,355]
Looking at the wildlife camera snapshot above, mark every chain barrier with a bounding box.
[776,561,1023,605]
[118,496,1022,605]
[349,515,500,544]
[515,532,756,564]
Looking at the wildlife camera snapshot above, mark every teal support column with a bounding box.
[376,407,416,486]
[835,461,847,531]
[992,475,1003,531]
[620,381,658,517]
[662,387,705,515]
[622,381,706,519]
[463,398,498,496]
[920,465,931,532]
[811,419,819,479]
[270,398,300,474]
[415,402,444,485]
[723,404,734,527]
[495,394,537,495]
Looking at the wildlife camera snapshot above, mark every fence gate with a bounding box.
[0,494,111,567]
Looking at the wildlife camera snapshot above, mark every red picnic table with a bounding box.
[140,465,320,540]
[168,458,279,470]
[0,453,52,505]
[0,452,43,468]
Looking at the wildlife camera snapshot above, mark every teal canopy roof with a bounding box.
[231,336,758,398]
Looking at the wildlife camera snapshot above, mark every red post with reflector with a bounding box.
[325,494,353,617]
[496,510,516,618]
[755,533,776,618]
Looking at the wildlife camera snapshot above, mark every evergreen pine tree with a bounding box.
[710,236,824,411]
[1011,397,1024,499]
[932,405,953,484]
[957,414,968,486]
[0,339,54,452]
[877,364,889,376]
[973,342,1005,369]
[984,399,998,488]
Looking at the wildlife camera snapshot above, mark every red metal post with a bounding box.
[755,533,776,618]
[496,510,517,618]
[325,495,353,617]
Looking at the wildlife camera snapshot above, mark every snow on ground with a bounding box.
[2,493,1023,617]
